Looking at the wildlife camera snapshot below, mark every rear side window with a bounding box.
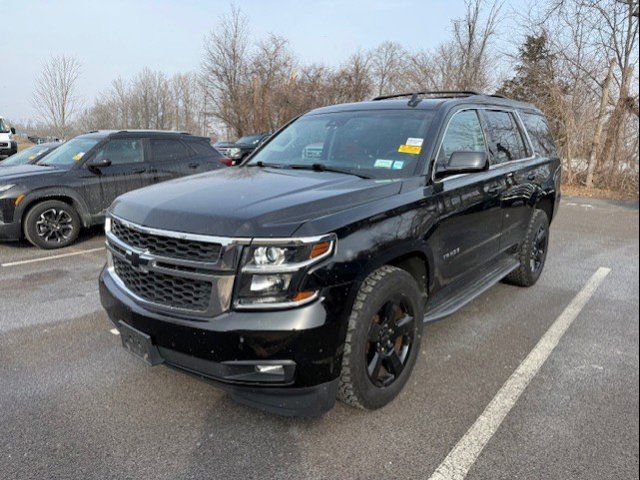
[185,139,220,157]
[438,110,486,166]
[521,113,557,157]
[93,139,143,165]
[483,110,529,164]
[150,139,192,162]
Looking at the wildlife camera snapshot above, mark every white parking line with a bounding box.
[0,247,105,268]
[428,267,611,480]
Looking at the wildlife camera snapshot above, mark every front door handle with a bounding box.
[487,186,502,196]
[132,168,146,174]
[527,173,536,181]
[188,162,199,169]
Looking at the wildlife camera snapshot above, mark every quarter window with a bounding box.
[483,110,528,163]
[150,139,192,162]
[93,139,143,165]
[521,113,557,157]
[185,139,220,157]
[438,110,486,167]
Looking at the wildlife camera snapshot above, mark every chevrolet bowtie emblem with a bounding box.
[125,250,149,271]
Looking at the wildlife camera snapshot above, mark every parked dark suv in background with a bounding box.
[99,91,561,416]
[215,133,270,164]
[0,130,227,249]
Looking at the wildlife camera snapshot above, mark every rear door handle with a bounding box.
[132,168,146,174]
[487,186,502,196]
[188,162,199,169]
[527,173,536,181]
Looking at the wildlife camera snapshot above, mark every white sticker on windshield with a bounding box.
[406,137,424,147]
[392,160,405,170]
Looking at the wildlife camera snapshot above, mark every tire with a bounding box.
[504,209,550,287]
[24,200,81,249]
[338,265,425,410]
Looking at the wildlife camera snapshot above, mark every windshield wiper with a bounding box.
[245,161,282,168]
[288,163,372,179]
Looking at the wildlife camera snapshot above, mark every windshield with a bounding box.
[37,137,100,167]
[248,110,436,179]
[1,144,54,167]
[0,118,9,133]
[236,135,263,145]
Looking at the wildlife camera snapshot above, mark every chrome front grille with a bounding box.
[106,216,243,318]
[112,219,222,263]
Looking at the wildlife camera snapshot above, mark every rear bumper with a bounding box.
[99,266,353,416]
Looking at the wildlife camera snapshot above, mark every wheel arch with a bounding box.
[18,189,91,230]
[351,243,435,299]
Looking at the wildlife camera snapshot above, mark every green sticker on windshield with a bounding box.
[392,161,405,170]
[374,159,394,169]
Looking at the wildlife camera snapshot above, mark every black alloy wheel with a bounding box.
[366,297,416,388]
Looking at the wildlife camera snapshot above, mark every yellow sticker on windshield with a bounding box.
[28,155,36,160]
[72,152,85,161]
[398,145,421,155]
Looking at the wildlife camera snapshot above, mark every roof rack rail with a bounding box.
[372,91,483,102]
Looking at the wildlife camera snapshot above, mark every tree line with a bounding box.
[16,0,640,195]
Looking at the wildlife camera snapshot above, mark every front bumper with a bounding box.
[0,141,17,158]
[0,198,20,241]
[99,266,352,416]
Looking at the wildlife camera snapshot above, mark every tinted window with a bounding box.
[483,111,528,163]
[521,113,557,157]
[249,110,436,179]
[236,135,264,146]
[93,139,143,165]
[185,139,220,157]
[438,110,486,166]
[150,139,192,162]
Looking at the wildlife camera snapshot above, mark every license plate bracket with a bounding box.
[118,321,164,366]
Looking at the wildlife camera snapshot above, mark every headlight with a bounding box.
[228,147,242,159]
[0,184,15,193]
[234,235,336,309]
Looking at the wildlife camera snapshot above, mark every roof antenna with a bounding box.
[407,93,421,107]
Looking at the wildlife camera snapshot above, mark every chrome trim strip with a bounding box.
[106,230,228,272]
[234,292,321,311]
[432,106,538,183]
[110,214,251,246]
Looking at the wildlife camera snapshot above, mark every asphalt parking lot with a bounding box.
[1,196,638,480]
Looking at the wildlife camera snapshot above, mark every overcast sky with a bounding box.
[1,0,528,122]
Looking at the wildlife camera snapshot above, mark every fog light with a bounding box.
[255,365,285,375]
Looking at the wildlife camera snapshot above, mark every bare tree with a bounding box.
[32,55,82,139]
[451,0,503,90]
[370,41,407,96]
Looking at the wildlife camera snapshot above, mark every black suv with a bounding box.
[0,130,226,249]
[99,92,561,416]
[216,133,270,164]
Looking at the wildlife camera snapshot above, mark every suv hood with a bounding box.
[110,167,402,237]
[0,164,61,181]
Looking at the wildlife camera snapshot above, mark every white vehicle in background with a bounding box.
[0,117,18,159]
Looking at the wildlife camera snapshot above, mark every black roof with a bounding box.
[307,91,540,116]
[78,130,208,141]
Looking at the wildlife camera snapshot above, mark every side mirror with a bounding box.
[87,158,112,172]
[10,127,15,135]
[442,151,488,175]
